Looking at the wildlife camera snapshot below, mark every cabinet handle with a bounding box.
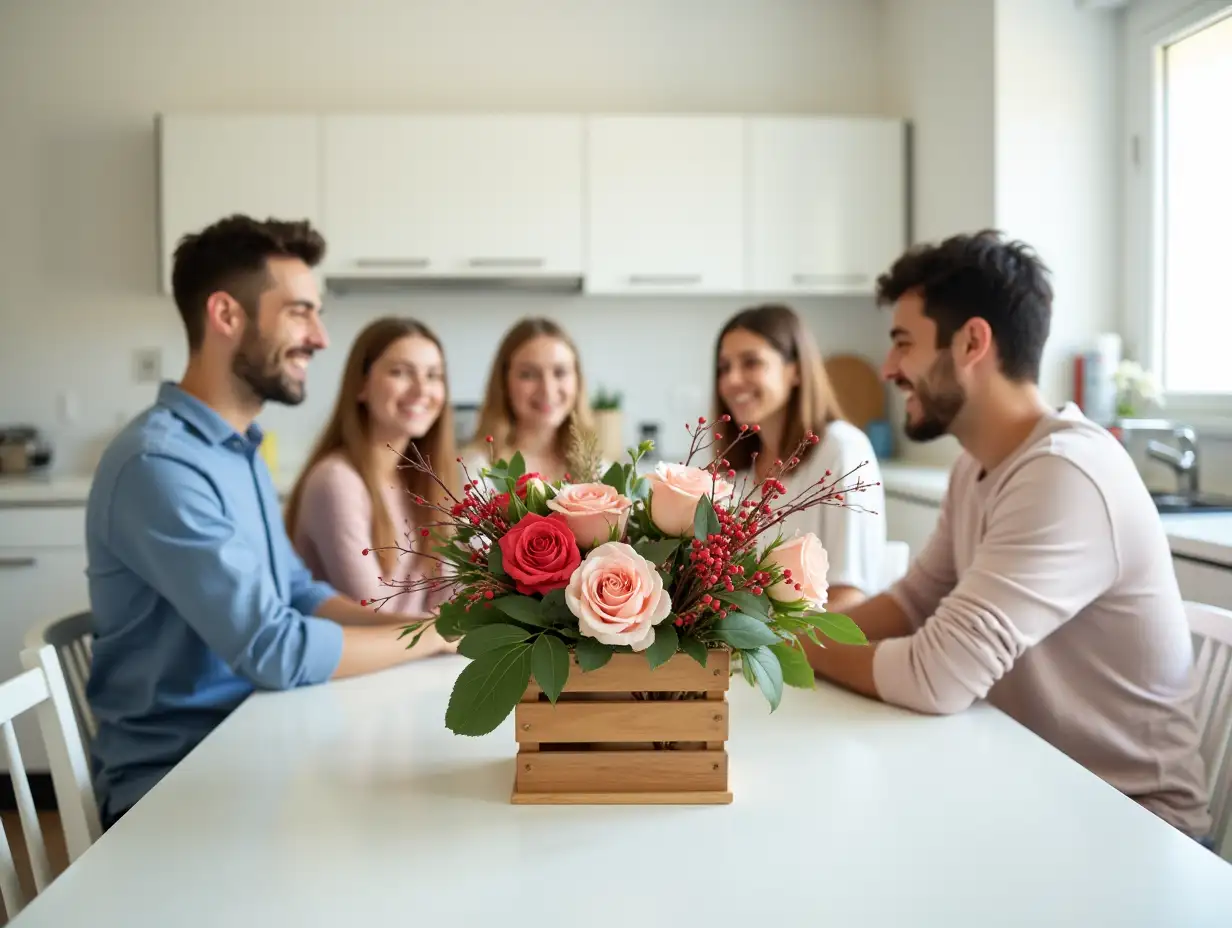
[0,556,36,569]
[627,274,703,286]
[354,258,430,269]
[467,257,546,269]
[792,272,869,286]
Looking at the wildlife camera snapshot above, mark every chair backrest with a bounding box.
[881,540,910,592]
[1186,600,1232,860]
[24,611,97,750]
[0,645,101,918]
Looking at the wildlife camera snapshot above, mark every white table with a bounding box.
[16,656,1232,926]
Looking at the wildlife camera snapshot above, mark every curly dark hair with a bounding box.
[874,229,1053,383]
[170,214,327,350]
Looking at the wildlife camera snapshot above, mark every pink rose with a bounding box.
[643,462,734,536]
[545,483,632,548]
[565,542,672,652]
[765,533,829,608]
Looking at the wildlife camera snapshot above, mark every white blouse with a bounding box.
[741,420,888,596]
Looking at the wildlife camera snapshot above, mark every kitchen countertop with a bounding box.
[0,469,302,507]
[880,462,1232,570]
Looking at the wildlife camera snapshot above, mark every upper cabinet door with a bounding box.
[586,116,746,294]
[321,115,584,277]
[158,114,322,294]
[749,117,906,295]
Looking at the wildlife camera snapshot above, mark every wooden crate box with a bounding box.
[511,648,733,805]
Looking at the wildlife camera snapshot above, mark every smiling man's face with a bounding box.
[882,290,967,442]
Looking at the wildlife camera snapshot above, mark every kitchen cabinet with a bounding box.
[585,115,746,294]
[1173,555,1232,611]
[321,115,585,279]
[157,114,322,294]
[884,491,941,560]
[0,506,89,774]
[748,116,907,295]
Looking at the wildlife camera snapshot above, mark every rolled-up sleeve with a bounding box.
[873,456,1119,715]
[108,453,343,688]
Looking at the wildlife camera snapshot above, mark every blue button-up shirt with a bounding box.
[85,382,343,822]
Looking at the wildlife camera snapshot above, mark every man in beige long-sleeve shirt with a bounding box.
[805,230,1212,842]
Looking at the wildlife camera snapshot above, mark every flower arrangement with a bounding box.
[1113,359,1163,418]
[371,417,879,738]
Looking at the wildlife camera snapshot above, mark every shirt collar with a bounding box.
[156,381,264,448]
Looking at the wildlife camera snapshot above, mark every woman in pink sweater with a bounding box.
[285,317,459,626]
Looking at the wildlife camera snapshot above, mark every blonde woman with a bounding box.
[286,317,459,648]
[465,317,596,483]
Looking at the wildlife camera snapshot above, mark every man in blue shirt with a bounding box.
[85,214,455,828]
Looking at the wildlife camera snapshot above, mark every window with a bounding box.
[1158,11,1232,395]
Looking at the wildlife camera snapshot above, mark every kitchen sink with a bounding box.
[1151,491,1232,514]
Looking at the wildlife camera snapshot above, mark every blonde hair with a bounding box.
[712,303,846,472]
[285,317,458,576]
[469,317,594,463]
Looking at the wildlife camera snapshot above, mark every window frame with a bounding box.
[1124,0,1232,425]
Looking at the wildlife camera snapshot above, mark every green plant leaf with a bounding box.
[680,635,709,668]
[644,622,679,670]
[743,646,784,711]
[769,642,815,689]
[601,461,627,496]
[693,494,721,542]
[635,538,681,564]
[719,589,771,620]
[487,543,506,577]
[457,623,532,659]
[491,594,552,628]
[444,642,534,736]
[540,587,572,623]
[508,451,527,481]
[531,633,571,704]
[740,652,756,687]
[805,612,869,646]
[708,612,780,649]
[575,635,613,672]
[435,601,468,638]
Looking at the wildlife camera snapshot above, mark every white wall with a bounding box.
[0,0,890,473]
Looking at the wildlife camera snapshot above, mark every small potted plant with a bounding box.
[591,386,624,463]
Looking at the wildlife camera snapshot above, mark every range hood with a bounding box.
[322,258,584,295]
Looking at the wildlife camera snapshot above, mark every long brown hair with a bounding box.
[469,317,594,463]
[285,317,458,576]
[712,304,846,472]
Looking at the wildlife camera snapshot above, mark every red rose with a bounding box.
[514,472,543,498]
[497,512,581,595]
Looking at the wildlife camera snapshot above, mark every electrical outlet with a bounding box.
[133,348,162,383]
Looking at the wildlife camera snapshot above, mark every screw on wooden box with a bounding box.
[511,649,732,805]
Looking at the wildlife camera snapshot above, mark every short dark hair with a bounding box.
[170,214,327,350]
[874,229,1053,383]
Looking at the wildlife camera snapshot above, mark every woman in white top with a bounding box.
[463,317,598,485]
[714,304,887,612]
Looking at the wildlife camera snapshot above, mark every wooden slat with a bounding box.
[515,699,728,744]
[515,748,727,794]
[524,650,731,695]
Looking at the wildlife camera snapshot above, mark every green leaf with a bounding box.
[644,622,679,670]
[635,538,681,564]
[770,642,815,689]
[397,620,426,639]
[805,612,869,646]
[457,623,532,659]
[740,652,756,687]
[492,595,552,628]
[444,642,534,736]
[743,646,784,711]
[575,635,613,672]
[507,492,529,521]
[540,587,572,623]
[693,494,721,542]
[531,634,571,704]
[680,635,709,668]
[708,612,780,649]
[508,451,527,481]
[434,600,468,638]
[719,588,771,620]
[601,461,627,496]
[487,543,506,577]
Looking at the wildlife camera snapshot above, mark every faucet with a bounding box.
[1146,426,1200,497]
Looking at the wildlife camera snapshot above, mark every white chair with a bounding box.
[24,611,97,752]
[1186,600,1232,860]
[0,645,101,919]
[880,540,910,591]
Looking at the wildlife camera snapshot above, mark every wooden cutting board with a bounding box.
[823,354,886,429]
